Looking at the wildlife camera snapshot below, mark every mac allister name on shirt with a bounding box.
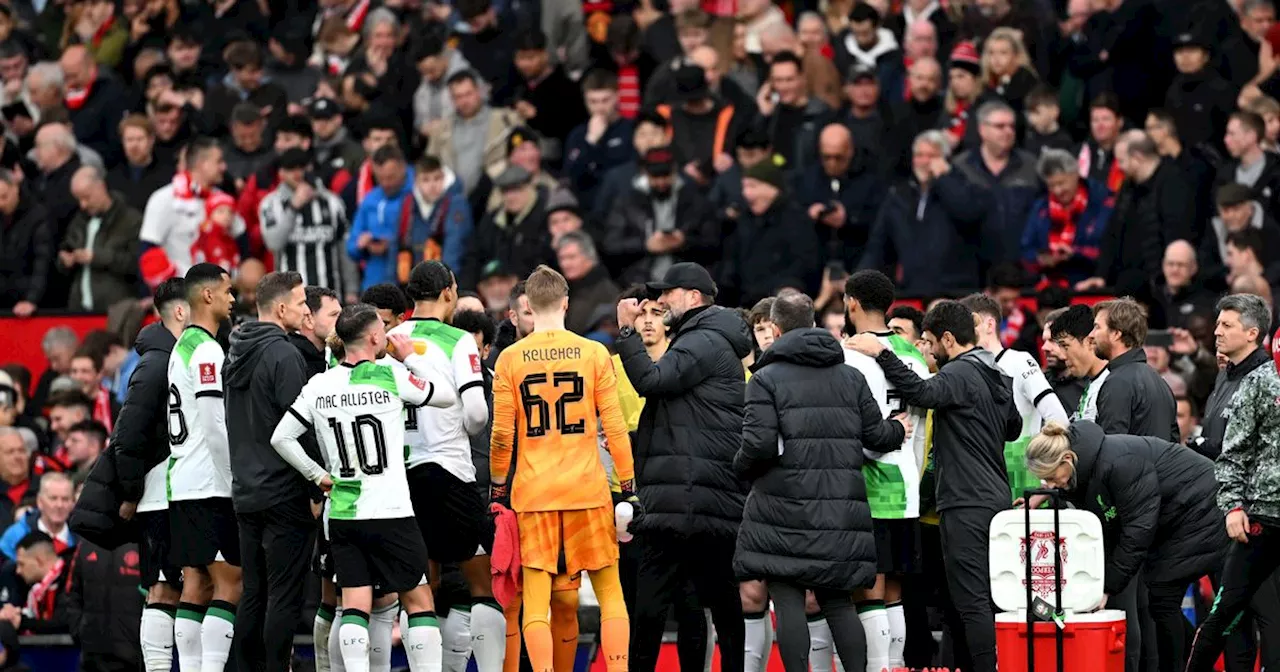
[316,389,393,410]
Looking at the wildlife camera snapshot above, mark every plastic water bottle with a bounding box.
[615,501,634,543]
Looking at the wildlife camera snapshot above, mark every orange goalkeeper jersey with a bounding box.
[490,329,635,513]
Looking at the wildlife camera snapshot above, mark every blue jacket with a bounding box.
[565,118,636,207]
[953,149,1043,266]
[411,168,473,274]
[1021,180,1114,286]
[347,168,417,290]
[1,509,76,561]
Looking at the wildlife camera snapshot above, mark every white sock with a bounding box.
[340,613,372,672]
[808,617,834,672]
[886,603,906,667]
[857,604,890,672]
[200,602,236,672]
[370,601,399,672]
[442,606,473,672]
[744,611,770,672]
[330,608,348,672]
[405,612,444,672]
[315,605,336,672]
[470,600,507,672]
[173,605,203,672]
[141,605,176,672]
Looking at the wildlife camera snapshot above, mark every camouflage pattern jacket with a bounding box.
[1220,362,1280,523]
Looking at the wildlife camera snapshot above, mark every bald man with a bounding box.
[798,123,883,270]
[886,57,944,177]
[59,165,142,310]
[58,43,126,166]
[689,45,757,116]
[903,20,938,62]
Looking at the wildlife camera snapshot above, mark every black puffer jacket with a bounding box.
[617,305,753,538]
[112,323,176,503]
[61,540,144,666]
[732,328,904,591]
[1066,421,1227,595]
[1095,347,1179,443]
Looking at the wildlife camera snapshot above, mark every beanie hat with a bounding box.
[139,247,177,291]
[205,191,237,219]
[545,187,580,218]
[949,41,981,76]
[743,154,787,191]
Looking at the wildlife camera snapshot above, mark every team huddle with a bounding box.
[132,258,635,672]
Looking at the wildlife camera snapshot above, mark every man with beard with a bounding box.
[1088,298,1179,442]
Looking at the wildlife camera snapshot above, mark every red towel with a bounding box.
[489,504,521,608]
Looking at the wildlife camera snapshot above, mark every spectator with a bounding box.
[885,57,943,177]
[462,165,553,288]
[1021,85,1075,156]
[614,262,752,672]
[565,69,636,207]
[57,165,141,311]
[1222,0,1276,88]
[591,111,668,221]
[940,41,997,154]
[58,44,125,165]
[600,16,657,120]
[1145,108,1219,234]
[456,0,518,105]
[861,130,986,295]
[0,474,75,560]
[721,155,820,306]
[0,430,33,526]
[412,32,471,144]
[1142,240,1222,330]
[1166,31,1235,152]
[0,168,52,316]
[1079,94,1125,194]
[1176,395,1198,445]
[556,232,620,334]
[106,115,175,213]
[642,9,714,105]
[511,29,587,165]
[140,136,243,276]
[757,52,830,167]
[67,349,117,431]
[265,20,320,102]
[1081,130,1195,296]
[1202,182,1280,290]
[983,264,1039,353]
[58,536,145,670]
[32,122,84,247]
[953,100,1040,268]
[427,70,521,208]
[309,98,362,195]
[484,126,559,212]
[1090,298,1180,441]
[260,147,358,300]
[691,42,761,117]
[60,419,103,483]
[203,40,288,137]
[30,328,76,414]
[657,64,745,189]
[800,123,883,270]
[222,103,272,188]
[542,187,586,245]
[347,145,414,290]
[409,154,474,278]
[1217,110,1280,215]
[1022,148,1112,287]
[738,0,787,57]
[24,61,63,130]
[833,4,903,103]
[342,113,400,214]
[1223,229,1278,298]
[734,292,907,672]
[603,146,719,285]
[0,40,33,118]
[981,27,1038,114]
[236,114,316,255]
[838,64,887,162]
[708,122,772,221]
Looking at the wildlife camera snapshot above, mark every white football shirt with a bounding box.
[165,326,231,501]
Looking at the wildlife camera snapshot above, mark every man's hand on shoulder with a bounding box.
[844,333,885,357]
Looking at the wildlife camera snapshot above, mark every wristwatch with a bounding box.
[619,326,635,339]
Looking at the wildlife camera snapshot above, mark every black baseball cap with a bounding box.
[848,63,878,83]
[278,147,312,170]
[1173,31,1211,52]
[308,97,342,119]
[646,262,717,298]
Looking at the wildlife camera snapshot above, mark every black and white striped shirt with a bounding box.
[260,182,357,296]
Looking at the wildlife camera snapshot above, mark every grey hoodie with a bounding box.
[413,50,472,133]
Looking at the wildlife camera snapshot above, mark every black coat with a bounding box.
[1196,346,1273,460]
[720,196,821,307]
[61,540,143,665]
[1094,161,1195,296]
[601,182,720,285]
[884,96,943,178]
[461,188,555,289]
[67,74,127,167]
[1066,421,1227,594]
[112,323,175,504]
[733,328,905,591]
[796,156,885,271]
[513,66,588,153]
[877,347,1021,511]
[107,158,177,213]
[1213,152,1280,224]
[1095,347,1179,442]
[0,193,52,309]
[1166,69,1236,152]
[617,305,753,539]
[69,451,137,550]
[224,321,320,513]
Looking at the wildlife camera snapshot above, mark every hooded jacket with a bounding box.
[348,167,418,290]
[733,328,905,591]
[876,346,1021,511]
[1095,347,1179,443]
[1217,355,1280,524]
[1197,347,1273,460]
[112,323,177,504]
[410,166,474,274]
[224,321,318,513]
[1066,421,1226,594]
[616,305,753,538]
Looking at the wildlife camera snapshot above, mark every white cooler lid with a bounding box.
[989,508,1106,613]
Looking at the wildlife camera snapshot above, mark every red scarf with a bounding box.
[1106,158,1124,193]
[172,171,207,199]
[91,16,115,47]
[1047,184,1088,255]
[1000,308,1025,349]
[617,64,640,119]
[25,555,66,622]
[342,0,371,32]
[65,77,94,111]
[357,160,375,204]
[945,99,970,147]
[92,387,113,434]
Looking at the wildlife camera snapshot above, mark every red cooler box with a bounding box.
[989,507,1126,672]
